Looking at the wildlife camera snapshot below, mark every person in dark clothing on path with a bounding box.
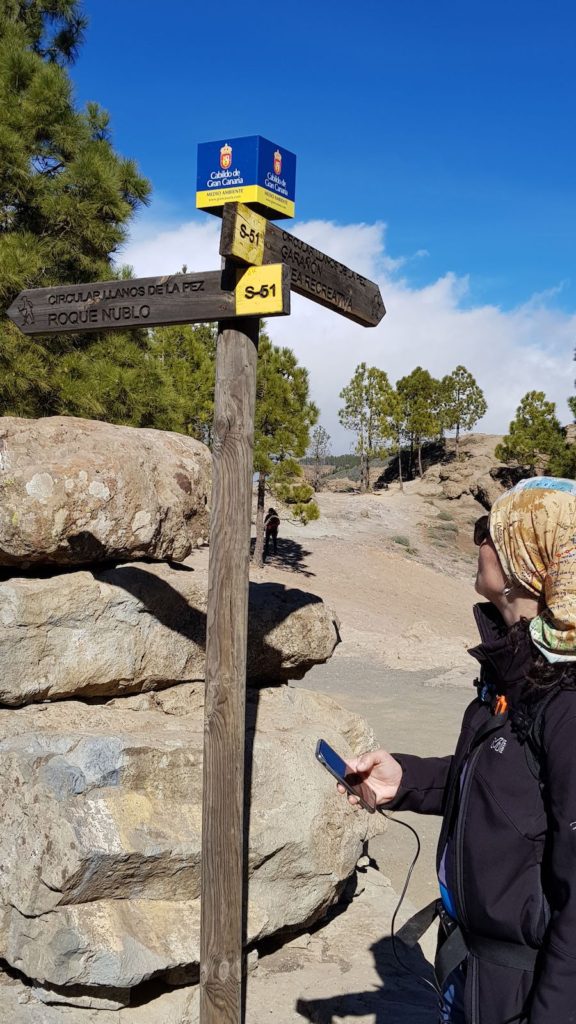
[264,507,280,559]
[338,477,576,1024]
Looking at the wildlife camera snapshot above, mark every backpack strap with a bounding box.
[436,711,509,867]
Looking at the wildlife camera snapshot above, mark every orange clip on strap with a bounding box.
[494,695,508,715]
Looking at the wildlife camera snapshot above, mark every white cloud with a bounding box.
[121,212,575,453]
[120,217,222,276]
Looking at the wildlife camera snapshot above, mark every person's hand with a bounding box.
[337,748,403,808]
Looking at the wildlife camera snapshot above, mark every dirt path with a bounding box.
[249,486,480,671]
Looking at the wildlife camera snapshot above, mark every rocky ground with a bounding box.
[192,480,486,1021]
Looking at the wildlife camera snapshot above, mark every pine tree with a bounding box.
[440,366,487,459]
[253,330,318,567]
[307,425,331,491]
[378,388,407,490]
[396,366,442,478]
[338,363,394,492]
[0,2,151,420]
[495,391,566,474]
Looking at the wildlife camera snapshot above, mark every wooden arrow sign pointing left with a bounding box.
[6,265,290,335]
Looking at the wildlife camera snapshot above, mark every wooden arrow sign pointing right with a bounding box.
[6,265,290,335]
[220,203,386,328]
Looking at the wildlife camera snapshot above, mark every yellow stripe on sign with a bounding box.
[196,185,295,219]
[196,184,261,209]
[231,205,267,265]
[235,265,285,316]
[253,185,295,218]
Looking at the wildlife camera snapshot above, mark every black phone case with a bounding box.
[315,740,376,813]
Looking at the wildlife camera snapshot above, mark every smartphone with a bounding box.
[315,738,377,813]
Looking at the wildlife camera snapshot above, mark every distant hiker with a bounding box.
[336,477,576,1024]
[264,508,280,558]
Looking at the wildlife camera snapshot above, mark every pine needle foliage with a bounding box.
[396,366,443,477]
[253,328,319,564]
[0,3,154,422]
[495,391,566,475]
[0,2,87,65]
[147,323,216,442]
[439,365,487,459]
[338,362,395,491]
[307,424,331,490]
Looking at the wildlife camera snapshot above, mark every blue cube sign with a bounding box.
[196,136,296,220]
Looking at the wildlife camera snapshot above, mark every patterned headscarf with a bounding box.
[489,477,576,662]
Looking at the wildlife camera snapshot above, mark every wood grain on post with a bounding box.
[200,314,260,1024]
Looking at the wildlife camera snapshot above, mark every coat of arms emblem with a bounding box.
[273,150,282,175]
[220,144,232,170]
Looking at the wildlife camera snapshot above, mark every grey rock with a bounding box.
[0,562,339,704]
[471,465,527,510]
[422,433,507,502]
[3,900,201,991]
[0,686,383,996]
[0,967,199,1023]
[30,981,131,1011]
[0,416,210,565]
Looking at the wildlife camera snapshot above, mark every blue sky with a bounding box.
[70,0,576,447]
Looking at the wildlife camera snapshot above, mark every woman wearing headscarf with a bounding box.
[341,477,576,1024]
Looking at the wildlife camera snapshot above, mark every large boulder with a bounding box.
[0,563,339,705]
[421,434,507,502]
[471,465,527,511]
[0,416,210,566]
[0,685,383,1005]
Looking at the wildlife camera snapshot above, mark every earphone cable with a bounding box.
[378,809,442,1001]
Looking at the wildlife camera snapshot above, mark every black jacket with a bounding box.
[390,603,576,1024]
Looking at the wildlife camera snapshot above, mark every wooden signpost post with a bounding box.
[7,135,386,1024]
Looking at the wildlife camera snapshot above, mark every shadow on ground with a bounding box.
[251,537,315,577]
[295,936,438,1023]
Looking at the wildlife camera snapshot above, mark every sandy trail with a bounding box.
[249,486,480,669]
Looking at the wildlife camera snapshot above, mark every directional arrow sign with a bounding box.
[219,203,386,328]
[6,265,290,335]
